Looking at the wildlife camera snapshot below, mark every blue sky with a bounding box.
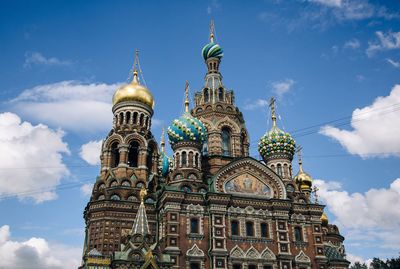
[0,0,400,267]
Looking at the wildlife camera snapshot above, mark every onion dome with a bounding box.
[321,212,329,226]
[258,98,295,161]
[167,81,207,146]
[112,70,154,108]
[202,42,223,61]
[294,147,313,190]
[168,113,207,146]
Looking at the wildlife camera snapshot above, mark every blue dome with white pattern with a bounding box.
[167,113,207,146]
[202,42,223,60]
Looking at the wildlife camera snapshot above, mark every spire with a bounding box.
[296,146,304,172]
[269,97,277,128]
[209,19,215,43]
[184,80,190,113]
[160,127,165,153]
[130,187,150,236]
[132,49,139,84]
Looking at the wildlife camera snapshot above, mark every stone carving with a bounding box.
[230,246,245,258]
[295,250,311,263]
[261,247,276,260]
[186,244,204,257]
[246,246,261,259]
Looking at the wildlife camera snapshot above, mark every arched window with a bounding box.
[127,141,140,167]
[126,111,131,124]
[204,89,209,103]
[195,153,199,168]
[277,164,283,177]
[190,263,200,269]
[294,226,303,241]
[181,186,191,192]
[261,223,269,238]
[221,128,231,156]
[175,153,180,168]
[246,221,254,237]
[231,220,239,236]
[98,195,105,200]
[136,182,144,188]
[110,142,119,168]
[181,151,187,167]
[145,117,149,128]
[283,164,288,178]
[218,88,224,101]
[190,218,199,234]
[202,140,209,156]
[121,181,131,187]
[119,112,123,125]
[139,114,144,126]
[146,147,154,172]
[110,180,118,187]
[188,151,194,167]
[133,112,138,124]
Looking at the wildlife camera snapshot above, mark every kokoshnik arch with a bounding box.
[79,22,350,269]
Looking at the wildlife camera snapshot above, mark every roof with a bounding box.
[324,245,348,263]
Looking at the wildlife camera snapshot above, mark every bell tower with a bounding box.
[192,21,250,175]
[83,51,160,257]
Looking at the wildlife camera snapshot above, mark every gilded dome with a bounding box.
[112,71,154,108]
[321,212,329,226]
[295,169,313,189]
[167,113,207,146]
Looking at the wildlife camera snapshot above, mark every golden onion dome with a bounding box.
[294,153,313,190]
[112,70,154,108]
[321,212,329,226]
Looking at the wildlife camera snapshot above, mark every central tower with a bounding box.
[192,21,250,175]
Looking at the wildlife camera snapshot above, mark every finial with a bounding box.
[160,127,165,152]
[132,49,140,84]
[184,80,190,113]
[269,97,277,127]
[139,186,147,203]
[209,19,215,43]
[296,145,304,172]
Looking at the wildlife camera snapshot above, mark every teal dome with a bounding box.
[168,113,207,146]
[158,151,172,177]
[258,125,296,161]
[202,42,223,60]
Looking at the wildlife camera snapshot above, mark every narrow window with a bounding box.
[233,264,242,269]
[127,141,139,167]
[190,218,199,234]
[119,112,123,125]
[261,223,268,238]
[190,263,200,269]
[231,220,239,236]
[249,265,257,269]
[195,153,199,168]
[221,127,231,156]
[218,88,224,101]
[125,111,131,124]
[246,221,254,237]
[146,147,153,171]
[133,112,138,124]
[110,142,119,168]
[139,113,144,126]
[204,89,209,103]
[277,164,283,177]
[181,151,187,167]
[294,226,303,241]
[202,140,209,156]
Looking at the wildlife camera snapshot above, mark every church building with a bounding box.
[79,23,350,269]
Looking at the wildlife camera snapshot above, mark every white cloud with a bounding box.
[315,178,400,229]
[23,52,72,68]
[80,140,102,165]
[310,0,342,7]
[80,183,93,197]
[344,38,361,49]
[10,81,119,133]
[0,225,81,269]
[207,0,220,15]
[366,31,400,57]
[271,79,295,98]
[0,112,69,203]
[243,99,269,110]
[314,178,400,254]
[320,84,400,158]
[387,58,400,68]
[346,253,372,266]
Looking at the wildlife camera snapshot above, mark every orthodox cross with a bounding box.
[209,19,215,43]
[269,97,277,126]
[312,186,319,204]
